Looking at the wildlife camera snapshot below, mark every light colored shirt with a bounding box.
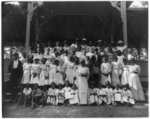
[13,60,19,69]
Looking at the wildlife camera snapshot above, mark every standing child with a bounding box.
[56,84,65,105]
[47,82,57,106]
[69,84,79,106]
[96,84,107,105]
[31,83,42,109]
[63,81,72,106]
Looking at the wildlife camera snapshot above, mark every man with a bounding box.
[8,52,23,101]
[31,39,44,54]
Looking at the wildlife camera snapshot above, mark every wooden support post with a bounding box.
[121,1,128,46]
[25,2,33,56]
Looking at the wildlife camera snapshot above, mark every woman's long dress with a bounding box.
[101,63,111,85]
[55,66,64,85]
[128,65,145,101]
[121,65,130,85]
[49,64,56,85]
[65,61,74,84]
[30,63,41,85]
[76,65,90,105]
[22,63,31,84]
[111,62,120,86]
[39,64,47,86]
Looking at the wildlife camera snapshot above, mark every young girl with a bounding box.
[121,59,130,85]
[47,82,57,106]
[96,85,107,105]
[63,81,72,106]
[69,84,79,105]
[31,84,42,109]
[88,83,97,105]
[111,56,120,87]
[122,84,135,106]
[113,85,123,106]
[56,84,65,105]
[101,57,111,85]
[30,58,41,85]
[22,58,32,84]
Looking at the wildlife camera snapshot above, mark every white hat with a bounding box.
[97,40,102,43]
[82,38,87,41]
[117,40,124,44]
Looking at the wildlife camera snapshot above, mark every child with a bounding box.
[88,83,97,105]
[63,81,72,106]
[17,83,32,107]
[56,84,65,105]
[47,82,57,106]
[105,82,114,105]
[40,85,48,107]
[96,85,107,105]
[113,85,123,106]
[31,83,42,109]
[69,84,79,105]
[122,84,135,106]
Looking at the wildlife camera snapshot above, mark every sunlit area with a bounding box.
[129,1,148,8]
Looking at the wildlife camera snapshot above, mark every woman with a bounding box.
[128,58,145,101]
[76,60,90,105]
[101,56,111,85]
[22,58,32,84]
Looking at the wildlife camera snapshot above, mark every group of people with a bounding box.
[8,39,146,108]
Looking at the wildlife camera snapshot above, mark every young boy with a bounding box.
[40,85,48,107]
[31,83,42,109]
[56,84,65,105]
[105,82,114,105]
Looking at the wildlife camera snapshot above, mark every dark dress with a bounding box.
[8,60,23,99]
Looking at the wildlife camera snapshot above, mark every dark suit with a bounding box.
[8,59,23,99]
[31,43,44,54]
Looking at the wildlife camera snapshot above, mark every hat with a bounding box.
[82,38,87,41]
[97,40,102,43]
[117,40,124,44]
[13,52,19,57]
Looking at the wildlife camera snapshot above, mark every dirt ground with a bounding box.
[3,102,148,118]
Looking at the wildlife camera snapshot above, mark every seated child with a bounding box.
[31,83,42,109]
[96,85,107,105]
[69,84,79,105]
[47,82,57,106]
[40,85,48,107]
[113,85,123,106]
[105,82,114,105]
[122,84,135,106]
[56,84,65,105]
[88,83,97,105]
[17,83,32,107]
[63,81,72,106]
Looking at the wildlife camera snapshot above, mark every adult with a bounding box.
[31,39,44,54]
[128,58,145,101]
[8,53,23,100]
[76,60,90,105]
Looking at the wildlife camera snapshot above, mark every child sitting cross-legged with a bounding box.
[113,85,123,106]
[63,81,72,106]
[56,84,65,106]
[96,84,107,105]
[69,84,79,106]
[122,84,135,106]
[40,85,48,107]
[17,83,32,107]
[47,82,57,106]
[31,83,42,109]
[88,82,97,105]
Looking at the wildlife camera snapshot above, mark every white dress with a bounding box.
[121,65,130,85]
[49,64,56,85]
[63,87,72,99]
[22,63,31,84]
[39,64,47,86]
[128,65,145,101]
[55,66,64,85]
[76,66,90,104]
[30,63,41,85]
[65,61,74,84]
[101,63,111,85]
[69,89,79,105]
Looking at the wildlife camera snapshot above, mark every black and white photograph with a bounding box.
[2,1,148,117]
